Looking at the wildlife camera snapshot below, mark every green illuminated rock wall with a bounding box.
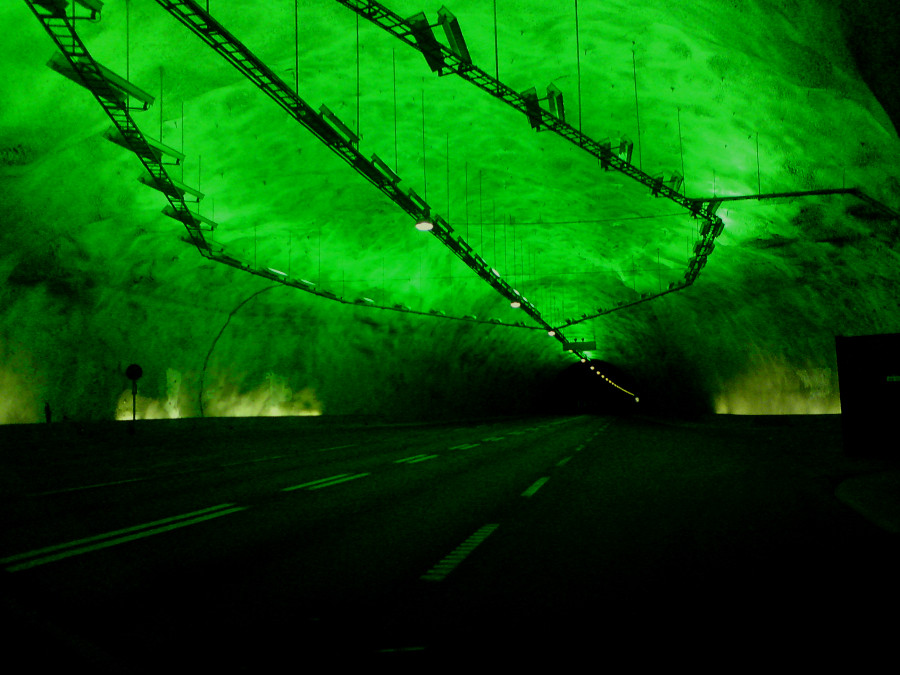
[1,0,898,422]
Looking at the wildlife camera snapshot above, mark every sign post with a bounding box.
[125,364,143,435]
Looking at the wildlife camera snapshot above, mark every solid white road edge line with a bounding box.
[2,504,245,572]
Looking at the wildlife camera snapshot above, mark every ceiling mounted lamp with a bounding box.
[510,300,521,308]
[548,330,556,337]
[415,220,434,231]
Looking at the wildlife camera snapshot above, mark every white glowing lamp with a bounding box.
[548,330,556,337]
[415,220,434,231]
[510,301,521,308]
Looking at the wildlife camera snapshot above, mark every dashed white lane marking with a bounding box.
[521,477,550,497]
[2,503,246,572]
[395,454,438,464]
[29,476,149,497]
[481,437,505,442]
[307,473,370,490]
[282,474,350,491]
[395,454,427,463]
[449,443,480,450]
[420,523,500,582]
[407,455,438,464]
[507,431,526,436]
[316,444,357,452]
[574,444,585,452]
[556,456,573,467]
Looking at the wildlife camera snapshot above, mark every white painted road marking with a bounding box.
[556,456,573,467]
[407,455,438,464]
[395,454,427,463]
[481,437,505,442]
[395,454,439,464]
[521,477,550,497]
[420,523,500,582]
[29,476,150,497]
[307,473,370,490]
[282,474,349,491]
[449,443,479,450]
[1,503,246,572]
[315,444,357,452]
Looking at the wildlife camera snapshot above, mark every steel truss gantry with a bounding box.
[152,0,579,347]
[334,0,899,330]
[24,1,558,337]
[25,0,212,255]
[332,0,728,321]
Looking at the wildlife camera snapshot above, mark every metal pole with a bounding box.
[393,49,398,174]
[756,131,761,198]
[678,107,686,194]
[356,12,360,137]
[632,46,642,171]
[493,0,500,92]
[446,132,450,225]
[125,0,130,109]
[422,80,426,200]
[575,0,582,135]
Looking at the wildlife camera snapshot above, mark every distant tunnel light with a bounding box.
[510,301,521,308]
[548,330,556,337]
[415,220,434,231]
[491,268,501,277]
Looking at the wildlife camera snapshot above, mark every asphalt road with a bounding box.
[1,414,898,668]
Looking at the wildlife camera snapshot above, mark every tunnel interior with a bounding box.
[1,0,899,423]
